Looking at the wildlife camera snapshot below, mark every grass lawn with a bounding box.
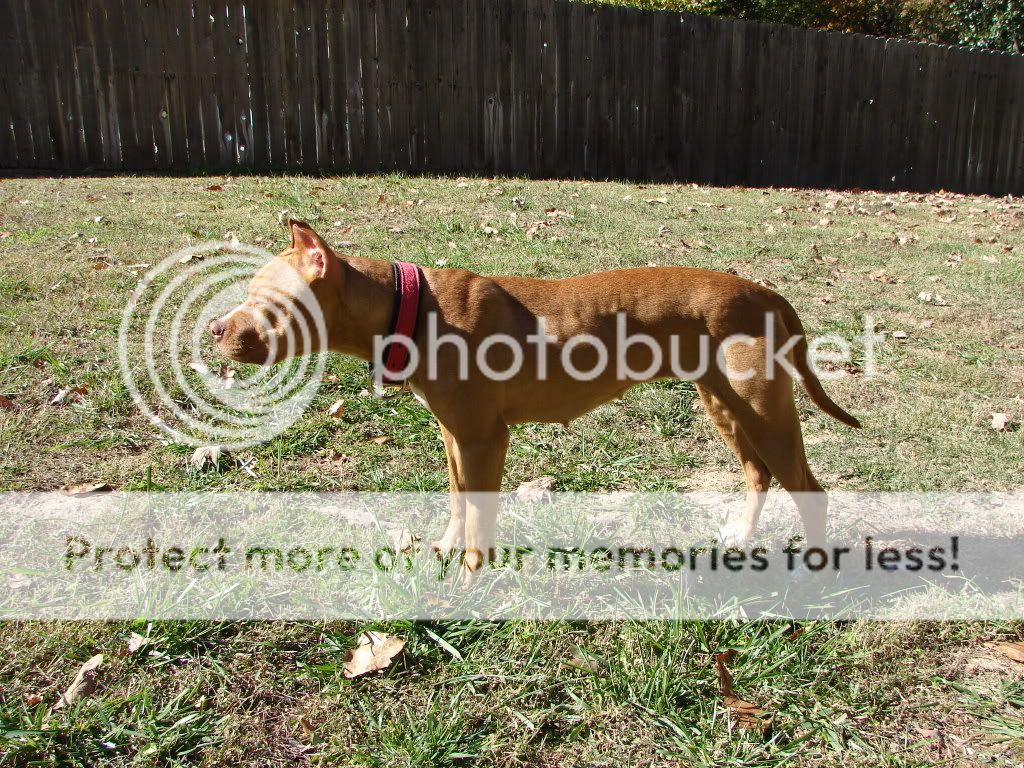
[0,174,1022,766]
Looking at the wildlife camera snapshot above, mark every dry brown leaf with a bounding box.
[991,413,1012,432]
[516,476,556,503]
[991,641,1024,663]
[60,482,113,496]
[869,269,895,284]
[330,452,353,468]
[53,654,103,710]
[715,650,771,731]
[190,446,222,470]
[207,184,224,192]
[126,632,152,654]
[892,331,909,340]
[567,645,604,673]
[50,385,89,406]
[643,197,669,205]
[725,695,770,731]
[218,364,236,389]
[386,527,417,553]
[342,631,405,678]
[24,693,43,706]
[369,436,391,446]
[422,591,453,608]
[917,291,949,306]
[0,394,14,411]
[327,399,345,419]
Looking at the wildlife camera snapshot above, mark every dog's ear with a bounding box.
[288,219,336,281]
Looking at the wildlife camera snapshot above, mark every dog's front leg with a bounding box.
[432,425,466,556]
[436,422,509,583]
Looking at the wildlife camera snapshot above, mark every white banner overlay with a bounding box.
[1,492,1021,620]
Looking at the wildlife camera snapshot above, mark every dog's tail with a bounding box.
[777,299,862,429]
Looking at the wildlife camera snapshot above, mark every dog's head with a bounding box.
[210,220,340,364]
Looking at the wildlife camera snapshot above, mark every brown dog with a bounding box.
[212,221,860,575]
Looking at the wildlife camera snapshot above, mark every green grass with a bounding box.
[0,175,1023,766]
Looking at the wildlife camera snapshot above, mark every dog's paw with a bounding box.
[430,535,464,559]
[718,521,753,548]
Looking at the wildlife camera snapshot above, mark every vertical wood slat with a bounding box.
[1,0,1023,195]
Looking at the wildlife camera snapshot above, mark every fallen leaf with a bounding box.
[218,364,236,389]
[0,394,14,411]
[207,184,224,192]
[715,650,770,731]
[126,633,153,654]
[991,641,1024,662]
[0,231,12,239]
[480,224,498,236]
[567,645,604,673]
[60,482,113,496]
[818,217,833,227]
[544,208,573,219]
[422,592,452,609]
[917,291,949,306]
[50,385,89,406]
[516,476,556,503]
[53,654,103,710]
[869,269,898,284]
[190,446,223,470]
[892,330,909,340]
[386,528,418,553]
[329,452,352,468]
[643,197,669,205]
[342,631,405,678]
[327,399,345,419]
[657,224,670,236]
[991,413,1012,432]
[24,693,42,706]
[369,436,390,445]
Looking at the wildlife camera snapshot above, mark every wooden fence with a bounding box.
[1,0,1023,194]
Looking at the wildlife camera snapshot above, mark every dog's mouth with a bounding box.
[210,316,278,366]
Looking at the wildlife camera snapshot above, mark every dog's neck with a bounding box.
[330,256,403,361]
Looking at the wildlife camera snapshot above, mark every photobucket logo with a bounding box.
[118,241,327,450]
[372,313,879,385]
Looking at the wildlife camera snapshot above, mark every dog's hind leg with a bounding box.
[696,384,772,547]
[706,340,828,550]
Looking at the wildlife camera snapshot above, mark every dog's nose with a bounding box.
[209,319,225,340]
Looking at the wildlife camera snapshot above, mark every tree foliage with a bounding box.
[583,0,1023,52]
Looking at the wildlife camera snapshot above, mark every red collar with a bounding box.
[377,261,423,384]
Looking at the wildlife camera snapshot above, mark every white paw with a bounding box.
[430,536,463,558]
[718,521,753,548]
